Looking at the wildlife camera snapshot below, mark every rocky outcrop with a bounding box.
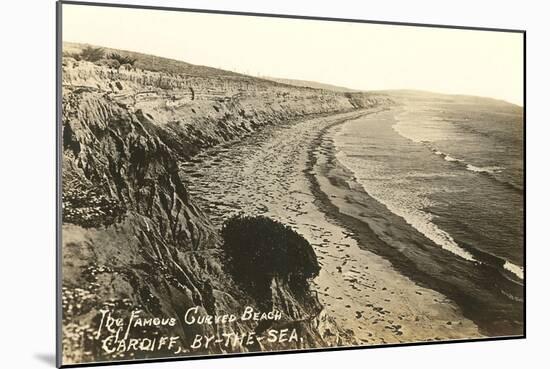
[61,45,388,364]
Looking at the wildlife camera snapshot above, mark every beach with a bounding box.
[179,107,485,345]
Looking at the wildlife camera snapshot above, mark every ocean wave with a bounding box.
[393,115,520,190]
[444,155,462,163]
[430,147,463,164]
[335,114,524,283]
[428,146,523,191]
[334,149,524,281]
[429,146,506,173]
[504,260,525,280]
[335,150,476,263]
[465,163,503,174]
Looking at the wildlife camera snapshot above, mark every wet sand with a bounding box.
[180,108,482,345]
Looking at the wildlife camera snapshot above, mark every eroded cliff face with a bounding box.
[62,58,389,159]
[60,53,386,364]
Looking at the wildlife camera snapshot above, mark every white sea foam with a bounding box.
[335,150,475,262]
[466,164,503,174]
[433,151,503,174]
[395,110,506,178]
[430,147,463,163]
[335,113,523,281]
[336,149,525,280]
[444,155,461,162]
[504,260,524,280]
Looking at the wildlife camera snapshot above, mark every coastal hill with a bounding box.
[60,43,392,364]
[260,76,363,93]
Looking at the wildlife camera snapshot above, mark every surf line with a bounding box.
[339,114,524,281]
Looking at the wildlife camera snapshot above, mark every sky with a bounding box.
[62,4,524,105]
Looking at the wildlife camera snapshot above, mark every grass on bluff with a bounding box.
[62,42,256,79]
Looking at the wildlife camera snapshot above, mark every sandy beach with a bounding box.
[180,108,483,345]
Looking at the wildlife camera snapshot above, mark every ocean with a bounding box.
[328,94,524,335]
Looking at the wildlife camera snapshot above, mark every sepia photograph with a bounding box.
[57,2,524,366]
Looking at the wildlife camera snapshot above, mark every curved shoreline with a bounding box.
[181,108,488,345]
[306,109,523,336]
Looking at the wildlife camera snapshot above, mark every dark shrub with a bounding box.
[63,51,81,61]
[79,46,105,62]
[96,58,121,69]
[120,63,135,71]
[221,216,320,294]
[108,52,137,66]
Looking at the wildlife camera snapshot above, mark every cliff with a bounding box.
[60,43,390,364]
